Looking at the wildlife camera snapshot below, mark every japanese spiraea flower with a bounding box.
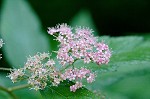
[48,23,111,66]
[0,39,4,59]
[8,23,111,92]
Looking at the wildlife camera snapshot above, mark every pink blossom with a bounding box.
[70,82,83,92]
[63,67,95,91]
[48,23,111,66]
[87,73,95,83]
[8,69,24,83]
[8,23,111,92]
[47,27,58,35]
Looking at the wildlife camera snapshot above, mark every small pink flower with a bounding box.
[8,69,24,83]
[87,73,95,83]
[0,39,4,48]
[57,23,72,34]
[70,85,76,92]
[70,82,83,92]
[46,59,55,66]
[47,27,58,35]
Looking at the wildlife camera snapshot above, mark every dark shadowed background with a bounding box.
[1,0,150,36]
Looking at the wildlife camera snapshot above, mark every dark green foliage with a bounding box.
[41,81,99,99]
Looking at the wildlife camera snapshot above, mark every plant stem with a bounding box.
[72,64,75,69]
[0,67,11,71]
[8,84,31,91]
[60,59,78,72]
[60,64,71,72]
[0,84,30,99]
[0,85,17,99]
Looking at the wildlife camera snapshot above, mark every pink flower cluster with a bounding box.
[9,52,63,90]
[48,23,111,66]
[8,69,24,83]
[8,23,111,92]
[60,67,95,92]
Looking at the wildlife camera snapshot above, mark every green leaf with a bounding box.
[70,9,99,36]
[40,81,99,99]
[0,72,43,99]
[0,0,49,68]
[98,36,144,53]
[74,36,150,99]
[78,36,150,71]
[40,36,150,99]
[94,36,150,99]
[43,36,150,99]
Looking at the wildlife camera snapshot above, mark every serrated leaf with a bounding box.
[40,81,99,99]
[88,36,150,68]
[99,36,144,53]
[0,0,49,68]
[90,36,150,99]
[51,36,150,99]
[74,36,150,99]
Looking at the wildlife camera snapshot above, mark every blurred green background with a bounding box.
[0,0,150,99]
